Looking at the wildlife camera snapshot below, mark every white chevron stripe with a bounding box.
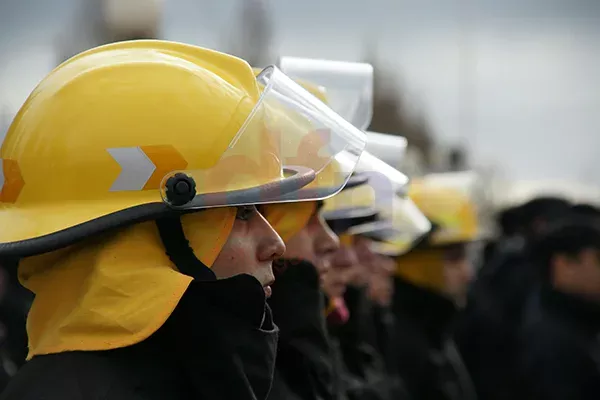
[107,147,156,191]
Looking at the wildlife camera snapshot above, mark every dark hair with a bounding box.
[532,217,600,279]
[497,206,523,236]
[518,197,572,238]
[520,197,572,224]
[572,203,600,220]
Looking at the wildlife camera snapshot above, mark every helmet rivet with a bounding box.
[165,173,196,206]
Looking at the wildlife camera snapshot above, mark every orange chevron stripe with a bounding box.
[0,159,24,203]
[141,145,188,190]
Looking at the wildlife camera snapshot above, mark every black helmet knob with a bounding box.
[165,173,196,207]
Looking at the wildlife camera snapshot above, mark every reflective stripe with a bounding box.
[107,147,156,191]
[0,159,25,203]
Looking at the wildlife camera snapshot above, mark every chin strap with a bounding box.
[155,216,216,281]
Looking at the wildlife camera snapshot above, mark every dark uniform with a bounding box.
[1,275,277,399]
[517,285,600,399]
[267,259,338,400]
[392,278,476,400]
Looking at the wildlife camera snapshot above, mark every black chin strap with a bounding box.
[155,216,216,282]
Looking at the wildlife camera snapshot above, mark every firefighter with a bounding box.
[322,153,431,400]
[517,217,600,399]
[392,173,479,400]
[0,40,367,399]
[457,196,572,399]
[261,79,369,400]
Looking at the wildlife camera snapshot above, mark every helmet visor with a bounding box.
[321,151,411,221]
[365,132,408,170]
[160,66,368,209]
[279,56,374,130]
[348,195,432,248]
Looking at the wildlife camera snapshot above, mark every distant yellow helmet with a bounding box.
[0,41,367,257]
[408,177,479,246]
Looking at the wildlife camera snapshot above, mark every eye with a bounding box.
[236,205,257,221]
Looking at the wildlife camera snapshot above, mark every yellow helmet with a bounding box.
[394,248,447,293]
[0,40,367,257]
[408,175,479,246]
[393,172,480,296]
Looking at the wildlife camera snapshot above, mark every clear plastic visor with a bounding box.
[348,195,432,244]
[160,66,368,209]
[321,152,411,221]
[365,132,408,170]
[279,56,374,130]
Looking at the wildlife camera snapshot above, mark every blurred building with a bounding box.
[56,0,164,64]
[0,108,12,145]
[224,0,276,68]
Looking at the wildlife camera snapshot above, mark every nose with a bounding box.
[461,260,475,283]
[314,216,340,258]
[255,212,286,262]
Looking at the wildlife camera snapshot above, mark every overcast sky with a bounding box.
[1,0,599,183]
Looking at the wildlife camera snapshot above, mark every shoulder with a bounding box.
[1,352,115,400]
[1,349,184,400]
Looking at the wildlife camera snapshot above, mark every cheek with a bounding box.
[285,230,314,261]
[443,265,459,283]
[212,231,257,279]
[585,265,600,285]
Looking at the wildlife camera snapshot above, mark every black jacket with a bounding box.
[517,285,600,400]
[392,278,476,400]
[455,239,536,400]
[329,286,410,400]
[1,274,278,400]
[267,259,338,400]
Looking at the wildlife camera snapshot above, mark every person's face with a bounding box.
[553,248,600,302]
[442,244,474,306]
[350,236,379,287]
[353,236,378,268]
[354,237,396,305]
[367,253,396,306]
[284,212,339,282]
[368,270,393,306]
[212,206,286,298]
[322,243,360,298]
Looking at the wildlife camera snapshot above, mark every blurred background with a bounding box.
[1,3,600,396]
[1,0,599,200]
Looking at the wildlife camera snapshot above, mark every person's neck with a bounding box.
[552,275,600,304]
[553,283,600,305]
[541,283,600,332]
